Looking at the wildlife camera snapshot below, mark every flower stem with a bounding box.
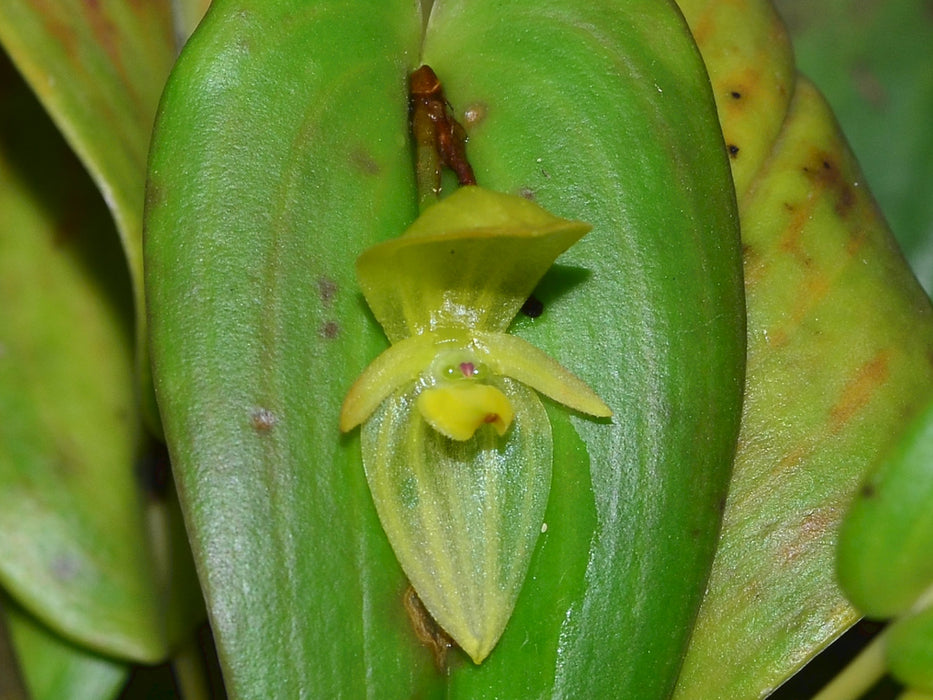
[409,65,476,212]
[0,597,28,700]
[172,632,212,700]
[812,629,888,700]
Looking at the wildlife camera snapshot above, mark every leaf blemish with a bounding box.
[404,585,454,673]
[462,102,487,127]
[350,148,381,176]
[320,321,340,339]
[251,407,277,432]
[317,277,338,306]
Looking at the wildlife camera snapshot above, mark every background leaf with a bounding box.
[0,0,180,431]
[2,595,127,700]
[774,0,933,292]
[0,49,199,662]
[673,1,933,697]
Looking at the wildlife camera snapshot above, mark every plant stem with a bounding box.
[172,633,211,700]
[409,65,476,212]
[0,598,28,700]
[812,629,888,700]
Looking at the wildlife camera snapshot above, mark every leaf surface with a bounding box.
[0,0,179,430]
[0,54,196,662]
[673,1,933,697]
[3,596,127,700]
[148,0,745,696]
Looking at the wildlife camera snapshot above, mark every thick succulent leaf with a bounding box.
[3,597,127,700]
[363,377,550,663]
[0,55,201,662]
[0,0,178,432]
[837,396,933,618]
[422,4,744,693]
[672,1,933,697]
[148,0,743,696]
[357,187,590,340]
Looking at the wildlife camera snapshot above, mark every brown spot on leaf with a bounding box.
[851,62,887,108]
[462,102,487,127]
[251,407,277,432]
[404,586,454,672]
[728,144,740,159]
[321,321,339,339]
[730,90,742,100]
[518,187,535,200]
[51,555,81,582]
[350,148,381,176]
[781,505,839,564]
[829,351,891,432]
[145,178,166,211]
[317,277,337,306]
[835,183,856,218]
[801,150,858,221]
[778,215,814,268]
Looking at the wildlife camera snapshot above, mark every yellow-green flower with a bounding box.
[340,186,610,663]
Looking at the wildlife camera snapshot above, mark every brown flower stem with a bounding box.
[409,65,476,212]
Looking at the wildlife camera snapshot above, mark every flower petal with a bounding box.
[356,186,591,342]
[417,382,514,441]
[339,333,438,432]
[362,376,551,663]
[476,331,612,418]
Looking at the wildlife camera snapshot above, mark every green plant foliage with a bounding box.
[838,397,933,619]
[673,1,933,697]
[887,604,933,693]
[145,0,744,696]
[2,0,929,696]
[3,596,127,700]
[775,0,933,292]
[0,53,200,664]
[0,0,181,432]
[836,395,933,694]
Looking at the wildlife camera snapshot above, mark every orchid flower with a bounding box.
[340,186,610,663]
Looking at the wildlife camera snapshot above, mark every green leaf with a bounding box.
[422,6,744,694]
[672,1,933,697]
[146,1,439,696]
[0,0,179,431]
[775,0,933,294]
[146,0,744,696]
[3,596,127,700]
[0,53,198,663]
[837,395,933,618]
